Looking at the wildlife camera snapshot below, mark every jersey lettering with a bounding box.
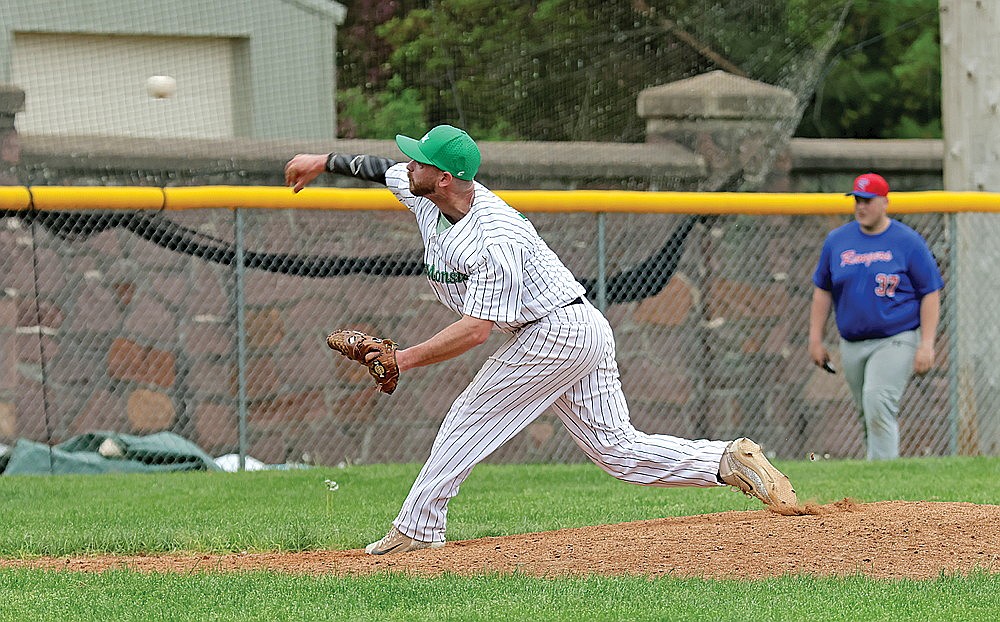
[425,263,469,284]
[840,249,893,267]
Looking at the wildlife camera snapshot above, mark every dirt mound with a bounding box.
[5,501,999,580]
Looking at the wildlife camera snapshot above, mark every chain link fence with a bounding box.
[2,0,992,471]
[0,203,994,470]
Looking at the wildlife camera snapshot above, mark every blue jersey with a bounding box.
[812,219,943,342]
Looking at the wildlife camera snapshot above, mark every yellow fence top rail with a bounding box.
[3,186,1000,215]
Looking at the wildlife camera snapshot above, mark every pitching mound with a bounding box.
[5,500,999,580]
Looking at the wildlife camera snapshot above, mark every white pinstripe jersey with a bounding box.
[385,163,585,333]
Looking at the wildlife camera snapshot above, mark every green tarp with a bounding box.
[1,431,222,475]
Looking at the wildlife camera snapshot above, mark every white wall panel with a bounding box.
[13,33,235,138]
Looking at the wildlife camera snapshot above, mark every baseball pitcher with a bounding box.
[285,125,798,555]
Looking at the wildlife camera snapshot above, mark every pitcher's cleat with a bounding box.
[365,526,446,555]
[719,438,798,512]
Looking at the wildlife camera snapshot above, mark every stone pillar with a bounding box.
[0,84,25,185]
[637,70,798,191]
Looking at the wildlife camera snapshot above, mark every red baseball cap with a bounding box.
[846,173,889,198]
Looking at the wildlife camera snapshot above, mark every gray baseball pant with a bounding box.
[839,329,918,460]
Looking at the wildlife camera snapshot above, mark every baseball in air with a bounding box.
[146,75,177,99]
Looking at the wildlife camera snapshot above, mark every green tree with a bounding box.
[337,76,427,140]
[798,0,941,138]
[336,0,429,137]
[337,1,852,141]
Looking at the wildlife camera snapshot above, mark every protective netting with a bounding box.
[337,1,850,142]
[338,0,853,193]
[11,1,993,472]
[5,2,851,150]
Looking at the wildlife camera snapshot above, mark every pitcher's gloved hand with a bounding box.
[326,329,399,394]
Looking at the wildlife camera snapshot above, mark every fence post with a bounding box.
[234,208,249,470]
[947,213,958,455]
[595,213,607,312]
[941,0,1000,456]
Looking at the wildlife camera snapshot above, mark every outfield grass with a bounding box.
[1,456,998,621]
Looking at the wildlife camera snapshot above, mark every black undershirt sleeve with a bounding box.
[325,153,398,186]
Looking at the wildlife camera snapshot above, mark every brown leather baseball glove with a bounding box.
[326,329,399,394]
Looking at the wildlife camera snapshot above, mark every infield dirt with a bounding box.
[4,500,998,580]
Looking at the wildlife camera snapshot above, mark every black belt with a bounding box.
[519,297,585,330]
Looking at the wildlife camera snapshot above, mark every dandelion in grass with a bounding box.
[324,479,339,516]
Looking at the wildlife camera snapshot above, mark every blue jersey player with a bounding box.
[809,173,943,460]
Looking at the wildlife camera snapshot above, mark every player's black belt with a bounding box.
[520,297,586,330]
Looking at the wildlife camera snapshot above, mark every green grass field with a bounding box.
[1,456,998,621]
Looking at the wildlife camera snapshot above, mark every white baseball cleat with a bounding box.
[365,526,445,555]
[719,438,798,512]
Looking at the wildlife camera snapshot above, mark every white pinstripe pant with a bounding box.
[394,301,729,542]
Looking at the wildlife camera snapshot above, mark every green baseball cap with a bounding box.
[395,125,481,181]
